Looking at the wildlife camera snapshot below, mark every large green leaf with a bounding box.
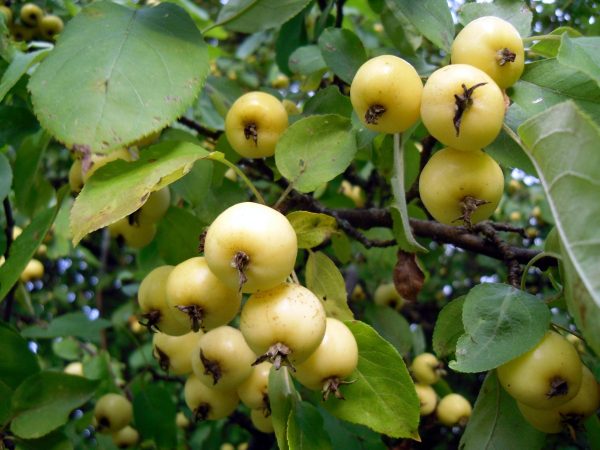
[0,49,51,102]
[275,115,356,193]
[14,430,74,450]
[133,385,177,449]
[215,0,311,33]
[0,106,39,149]
[302,86,353,117]
[323,321,419,440]
[0,322,40,390]
[530,27,582,58]
[557,35,600,86]
[432,296,465,358]
[69,141,210,244]
[10,372,99,439]
[0,191,64,301]
[287,401,332,450]
[317,28,367,85]
[363,304,412,357]
[457,0,532,37]
[511,59,600,123]
[519,101,600,348]
[449,284,551,373]
[384,0,454,52]
[20,312,111,344]
[29,2,208,154]
[460,372,545,450]
[288,45,327,76]
[305,251,354,321]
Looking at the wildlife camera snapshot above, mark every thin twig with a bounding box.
[177,116,221,141]
[95,227,111,350]
[474,222,522,287]
[2,197,16,321]
[335,0,346,27]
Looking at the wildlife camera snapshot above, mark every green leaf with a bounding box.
[288,45,327,76]
[215,0,311,33]
[275,10,308,75]
[20,312,111,344]
[557,35,600,86]
[323,321,420,439]
[70,141,210,245]
[13,130,53,218]
[275,115,356,193]
[384,0,454,52]
[133,385,177,449]
[15,431,74,450]
[287,211,337,249]
[457,0,532,37]
[317,28,367,84]
[302,86,353,117]
[518,101,600,352]
[432,296,465,358]
[0,322,40,389]
[269,366,298,450]
[0,49,51,102]
[319,407,386,450]
[0,106,39,149]
[380,5,422,55]
[29,2,209,154]
[0,380,12,425]
[0,193,64,301]
[530,27,582,58]
[156,207,204,264]
[511,59,600,123]
[288,401,332,450]
[0,152,11,202]
[364,304,412,357]
[390,133,427,253]
[460,372,545,450]
[449,283,551,373]
[305,251,353,321]
[11,372,99,439]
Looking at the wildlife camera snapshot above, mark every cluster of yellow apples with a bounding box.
[351,16,524,227]
[0,2,63,42]
[497,330,599,433]
[135,201,359,432]
[410,353,472,427]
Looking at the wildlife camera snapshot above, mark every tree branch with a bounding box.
[177,116,221,141]
[2,197,17,321]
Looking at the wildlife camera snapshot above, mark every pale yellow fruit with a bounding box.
[419,148,504,226]
[166,257,241,332]
[451,16,524,88]
[83,148,133,182]
[240,283,327,367]
[420,64,505,151]
[350,55,423,134]
[437,393,472,426]
[176,411,190,429]
[293,318,358,394]
[153,331,202,375]
[225,92,288,158]
[64,362,84,377]
[191,326,256,391]
[204,202,298,293]
[109,217,156,249]
[94,393,132,433]
[39,15,64,41]
[237,361,271,410]
[20,259,44,282]
[373,283,404,310]
[517,365,600,433]
[497,331,582,409]
[415,383,437,415]
[184,374,239,421]
[138,266,190,336]
[410,353,443,385]
[250,408,274,433]
[137,188,170,223]
[111,426,139,448]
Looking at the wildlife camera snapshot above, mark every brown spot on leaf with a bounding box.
[393,250,424,302]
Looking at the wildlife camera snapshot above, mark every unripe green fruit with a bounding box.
[39,14,64,40]
[20,3,43,26]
